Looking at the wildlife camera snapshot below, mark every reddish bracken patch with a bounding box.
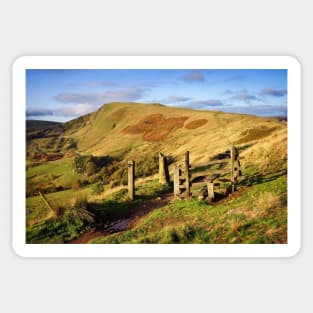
[185,119,208,129]
[123,113,189,141]
[39,152,64,162]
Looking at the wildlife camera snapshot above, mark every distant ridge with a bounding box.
[26,120,62,132]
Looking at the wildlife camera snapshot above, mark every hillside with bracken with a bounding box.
[26,102,287,244]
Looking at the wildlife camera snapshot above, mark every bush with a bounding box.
[92,182,105,195]
[72,179,81,191]
[86,161,96,176]
[109,166,128,186]
[72,154,118,175]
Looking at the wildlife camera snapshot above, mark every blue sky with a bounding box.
[26,69,287,122]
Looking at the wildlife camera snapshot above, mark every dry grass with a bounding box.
[71,191,88,208]
[26,209,55,228]
[185,119,208,129]
[58,102,286,167]
[230,218,244,232]
[226,192,283,221]
[241,127,287,168]
[236,126,278,144]
[253,192,282,217]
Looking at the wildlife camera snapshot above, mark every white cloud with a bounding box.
[56,103,96,117]
[53,87,147,105]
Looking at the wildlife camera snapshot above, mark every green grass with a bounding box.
[27,157,74,179]
[88,180,171,221]
[25,103,287,244]
[26,157,287,244]
[26,185,95,227]
[26,157,88,196]
[26,179,170,243]
[26,213,93,244]
[91,175,287,244]
[26,189,96,243]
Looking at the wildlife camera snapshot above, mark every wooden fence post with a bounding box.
[231,145,240,193]
[128,160,135,200]
[159,152,170,185]
[173,165,181,198]
[185,151,191,200]
[234,159,241,182]
[207,182,215,203]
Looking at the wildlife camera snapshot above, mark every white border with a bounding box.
[12,56,301,258]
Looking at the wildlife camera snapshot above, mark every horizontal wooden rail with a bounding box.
[207,173,221,182]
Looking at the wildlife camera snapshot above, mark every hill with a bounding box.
[26,120,62,132]
[25,102,287,244]
[58,102,286,161]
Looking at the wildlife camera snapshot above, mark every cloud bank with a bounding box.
[68,81,116,88]
[27,103,96,118]
[161,96,191,103]
[260,88,287,97]
[27,86,148,119]
[230,93,258,103]
[187,99,223,108]
[54,87,146,105]
[221,104,287,116]
[26,108,54,117]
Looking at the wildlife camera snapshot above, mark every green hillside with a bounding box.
[26,102,287,244]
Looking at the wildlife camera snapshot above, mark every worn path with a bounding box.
[69,193,172,244]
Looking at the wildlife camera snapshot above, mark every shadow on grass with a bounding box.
[191,161,228,175]
[87,181,173,226]
[237,143,253,153]
[238,168,287,187]
[87,200,138,223]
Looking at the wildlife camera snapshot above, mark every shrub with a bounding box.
[67,191,95,224]
[86,161,96,176]
[109,166,128,186]
[72,179,81,191]
[72,154,118,175]
[72,155,87,173]
[92,182,104,195]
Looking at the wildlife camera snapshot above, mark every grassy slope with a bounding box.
[64,102,285,161]
[26,157,87,191]
[26,184,95,227]
[26,102,287,243]
[27,102,286,166]
[92,176,287,244]
[26,157,94,227]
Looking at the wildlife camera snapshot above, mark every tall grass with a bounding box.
[26,191,95,243]
[91,175,287,244]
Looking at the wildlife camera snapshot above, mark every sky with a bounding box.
[26,69,287,122]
